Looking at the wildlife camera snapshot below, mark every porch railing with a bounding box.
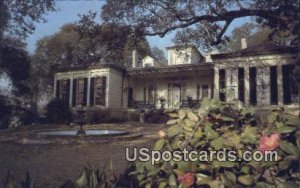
[128,101,155,109]
[129,100,201,109]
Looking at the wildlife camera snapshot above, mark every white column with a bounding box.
[69,76,73,107]
[213,66,219,100]
[244,66,250,105]
[277,64,283,105]
[87,76,91,107]
[53,75,57,98]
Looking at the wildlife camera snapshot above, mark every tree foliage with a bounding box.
[218,22,291,52]
[0,0,55,39]
[32,12,151,100]
[101,0,299,50]
[151,47,167,63]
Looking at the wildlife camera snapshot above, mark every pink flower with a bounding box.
[259,133,280,152]
[178,173,195,187]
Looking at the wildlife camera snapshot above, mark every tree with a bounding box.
[0,0,55,40]
[32,12,151,102]
[0,0,55,127]
[219,22,289,52]
[101,0,299,50]
[151,47,167,63]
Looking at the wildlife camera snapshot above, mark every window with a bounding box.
[95,77,106,106]
[143,87,147,102]
[270,66,278,105]
[238,68,245,102]
[249,67,257,105]
[148,85,154,104]
[57,79,70,104]
[202,85,209,99]
[196,84,200,100]
[76,78,87,106]
[181,83,186,100]
[282,64,298,104]
[144,63,151,68]
[219,69,226,101]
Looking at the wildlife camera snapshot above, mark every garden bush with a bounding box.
[45,99,73,124]
[145,109,170,124]
[86,109,111,124]
[129,98,300,188]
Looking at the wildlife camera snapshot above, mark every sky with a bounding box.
[25,0,250,55]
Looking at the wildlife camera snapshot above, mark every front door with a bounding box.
[172,84,181,108]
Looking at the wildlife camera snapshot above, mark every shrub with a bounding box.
[86,109,111,124]
[145,109,170,124]
[0,95,12,129]
[45,99,72,124]
[129,98,300,187]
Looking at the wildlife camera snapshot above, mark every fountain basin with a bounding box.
[38,130,129,137]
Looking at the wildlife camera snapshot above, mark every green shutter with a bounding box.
[72,79,77,107]
[56,80,60,99]
[83,78,88,106]
[90,78,95,106]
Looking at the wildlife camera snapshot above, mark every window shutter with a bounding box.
[83,78,88,106]
[56,80,60,99]
[72,79,77,107]
[90,77,95,106]
[102,77,106,106]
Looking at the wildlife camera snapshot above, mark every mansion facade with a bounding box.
[54,40,299,110]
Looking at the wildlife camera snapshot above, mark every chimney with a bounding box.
[241,38,247,49]
[132,50,137,68]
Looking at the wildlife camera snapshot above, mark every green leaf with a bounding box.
[211,137,225,150]
[222,116,235,122]
[159,181,167,188]
[256,181,273,188]
[205,123,219,139]
[177,161,191,172]
[154,139,165,150]
[238,175,254,186]
[241,166,250,174]
[196,173,212,185]
[187,111,199,121]
[280,181,299,188]
[168,113,178,118]
[213,161,237,168]
[168,174,177,186]
[166,119,178,125]
[279,157,293,170]
[279,141,299,156]
[276,126,297,133]
[184,119,197,128]
[75,170,88,188]
[286,116,300,127]
[178,109,186,120]
[220,173,234,187]
[167,125,181,137]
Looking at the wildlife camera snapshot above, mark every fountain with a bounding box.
[37,105,130,138]
[75,104,86,136]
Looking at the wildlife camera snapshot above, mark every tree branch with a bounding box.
[144,8,284,41]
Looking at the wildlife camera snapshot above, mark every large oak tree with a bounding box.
[101,0,299,50]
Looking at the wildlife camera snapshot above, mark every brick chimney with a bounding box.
[241,38,247,49]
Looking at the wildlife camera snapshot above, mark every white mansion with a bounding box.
[54,40,298,110]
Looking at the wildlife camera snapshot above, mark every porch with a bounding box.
[127,63,214,109]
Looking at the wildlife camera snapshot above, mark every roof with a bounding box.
[166,44,204,60]
[55,62,126,73]
[128,63,213,77]
[211,42,298,59]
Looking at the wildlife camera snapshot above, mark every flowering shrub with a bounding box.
[129,98,300,188]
